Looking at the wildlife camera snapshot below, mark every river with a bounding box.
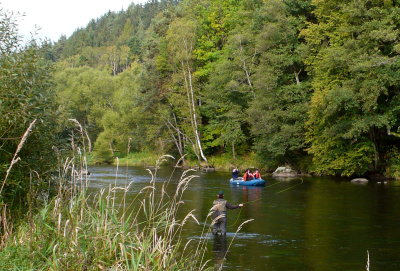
[86,165,400,271]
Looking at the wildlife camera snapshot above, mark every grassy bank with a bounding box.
[113,151,160,167]
[1,156,250,270]
[89,151,160,167]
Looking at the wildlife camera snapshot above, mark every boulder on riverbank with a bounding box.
[272,166,298,177]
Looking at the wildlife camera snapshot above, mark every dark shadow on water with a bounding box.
[213,234,228,266]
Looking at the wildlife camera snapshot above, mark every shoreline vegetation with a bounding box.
[0,154,250,270]
[91,152,398,180]
[92,151,267,173]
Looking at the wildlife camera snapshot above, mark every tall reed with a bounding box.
[0,121,249,270]
[0,151,246,270]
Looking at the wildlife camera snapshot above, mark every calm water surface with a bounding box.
[86,165,400,271]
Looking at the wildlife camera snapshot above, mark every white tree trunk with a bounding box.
[181,37,208,164]
[181,61,202,164]
[294,69,302,85]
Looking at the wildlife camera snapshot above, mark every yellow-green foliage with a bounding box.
[307,132,375,176]
[113,151,160,167]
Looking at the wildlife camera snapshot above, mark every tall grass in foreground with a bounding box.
[0,152,248,270]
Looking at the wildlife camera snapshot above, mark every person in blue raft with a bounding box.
[231,167,240,179]
[243,169,261,181]
[254,169,261,179]
[211,191,243,235]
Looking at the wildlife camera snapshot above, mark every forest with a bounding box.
[44,0,400,178]
[2,0,400,212]
[1,0,400,269]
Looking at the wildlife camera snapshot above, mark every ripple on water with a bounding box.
[189,232,263,240]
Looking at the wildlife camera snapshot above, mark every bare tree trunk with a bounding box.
[239,40,257,100]
[387,126,400,137]
[166,124,183,158]
[172,113,183,157]
[181,37,208,164]
[242,57,255,99]
[109,142,114,156]
[111,52,117,77]
[108,46,117,76]
[165,115,184,159]
[181,63,201,164]
[187,62,208,164]
[294,69,302,85]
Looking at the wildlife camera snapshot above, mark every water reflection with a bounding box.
[241,186,262,204]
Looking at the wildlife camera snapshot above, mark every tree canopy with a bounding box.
[38,0,400,177]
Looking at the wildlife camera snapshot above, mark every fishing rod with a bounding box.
[275,178,304,194]
[227,178,304,227]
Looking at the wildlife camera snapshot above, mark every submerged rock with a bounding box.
[351,178,369,183]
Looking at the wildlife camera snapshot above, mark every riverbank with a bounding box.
[91,151,269,173]
[89,151,400,180]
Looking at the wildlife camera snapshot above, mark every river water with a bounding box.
[86,165,400,271]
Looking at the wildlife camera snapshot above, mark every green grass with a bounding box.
[115,151,160,166]
[88,151,160,167]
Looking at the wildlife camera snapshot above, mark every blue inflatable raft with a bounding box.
[230,178,265,186]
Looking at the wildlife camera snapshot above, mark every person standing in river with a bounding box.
[212,191,243,235]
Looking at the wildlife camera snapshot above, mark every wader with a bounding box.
[212,199,228,235]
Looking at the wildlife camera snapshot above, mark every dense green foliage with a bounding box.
[303,0,400,176]
[0,9,62,214]
[0,0,396,186]
[45,0,400,177]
